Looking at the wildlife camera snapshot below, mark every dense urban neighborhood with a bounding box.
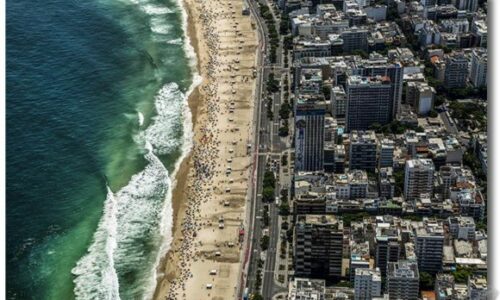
[245,0,488,299]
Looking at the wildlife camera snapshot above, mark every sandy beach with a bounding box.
[153,0,258,298]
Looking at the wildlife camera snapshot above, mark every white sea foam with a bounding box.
[150,23,172,35]
[134,83,184,155]
[141,3,174,15]
[112,148,170,277]
[150,16,173,35]
[73,122,173,300]
[142,75,202,299]
[73,82,197,299]
[144,0,202,295]
[137,111,144,127]
[176,0,200,72]
[73,0,202,297]
[72,187,120,300]
[166,38,183,45]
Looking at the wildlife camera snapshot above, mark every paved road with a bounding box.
[244,0,288,298]
[244,0,271,295]
[237,0,268,297]
[262,154,284,299]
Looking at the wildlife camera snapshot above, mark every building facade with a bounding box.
[349,131,378,172]
[404,159,435,202]
[414,218,444,274]
[379,138,394,168]
[444,52,469,89]
[341,27,368,52]
[470,48,487,87]
[295,99,326,171]
[354,268,382,300]
[294,215,344,280]
[387,260,420,300]
[346,75,393,131]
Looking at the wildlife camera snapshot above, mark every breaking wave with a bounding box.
[72,0,201,297]
[72,81,195,299]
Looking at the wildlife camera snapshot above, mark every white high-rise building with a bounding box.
[404,159,435,202]
[470,48,487,87]
[444,52,469,89]
[354,268,382,300]
[407,81,435,116]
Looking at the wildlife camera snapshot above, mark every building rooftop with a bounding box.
[347,75,391,85]
[454,240,474,258]
[413,218,444,237]
[349,130,377,144]
[289,278,326,300]
[355,268,381,281]
[406,158,434,170]
[469,275,487,290]
[300,214,343,228]
[388,260,419,279]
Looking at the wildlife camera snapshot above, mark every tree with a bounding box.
[263,170,276,188]
[341,212,370,227]
[266,97,274,119]
[427,77,444,91]
[280,188,288,202]
[369,122,382,132]
[283,35,293,50]
[404,214,423,222]
[476,220,487,232]
[252,294,264,300]
[434,94,445,107]
[420,272,434,290]
[286,228,294,243]
[262,206,270,226]
[281,221,289,230]
[258,258,264,268]
[279,13,290,35]
[279,102,291,119]
[394,170,405,196]
[463,150,482,177]
[429,110,438,118]
[281,154,288,166]
[322,85,331,100]
[453,266,474,283]
[262,186,275,202]
[335,281,354,288]
[279,203,290,216]
[255,269,262,290]
[279,124,289,137]
[352,49,369,58]
[260,235,270,250]
[267,106,273,119]
[267,73,280,93]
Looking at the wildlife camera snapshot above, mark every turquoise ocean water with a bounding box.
[6,0,197,298]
